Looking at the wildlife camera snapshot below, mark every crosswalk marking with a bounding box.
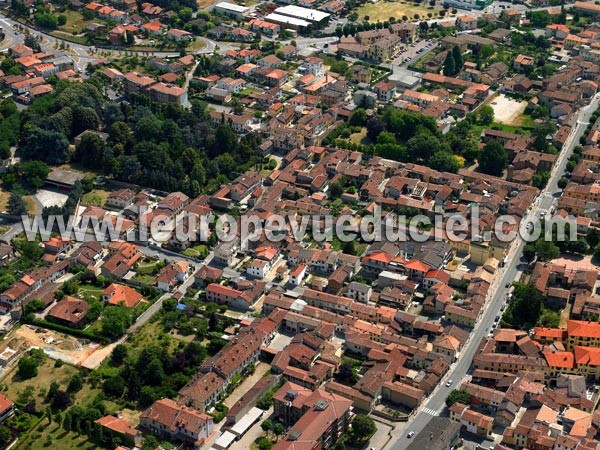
[422,408,438,416]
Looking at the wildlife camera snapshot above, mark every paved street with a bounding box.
[390,93,600,450]
[0,13,231,72]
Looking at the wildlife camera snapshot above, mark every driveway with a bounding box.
[229,406,274,450]
[223,362,271,408]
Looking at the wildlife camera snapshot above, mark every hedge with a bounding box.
[29,318,110,344]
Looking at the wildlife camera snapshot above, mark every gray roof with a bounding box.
[405,417,461,450]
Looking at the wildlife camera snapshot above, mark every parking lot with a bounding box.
[393,39,437,66]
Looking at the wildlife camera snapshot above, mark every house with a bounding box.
[206,283,242,305]
[249,19,280,36]
[140,398,214,449]
[156,262,189,291]
[103,67,124,84]
[0,394,14,424]
[47,296,90,328]
[347,281,372,303]
[141,20,164,35]
[148,82,187,106]
[289,264,307,286]
[43,237,70,255]
[373,81,396,102]
[102,284,144,308]
[158,192,189,214]
[193,265,223,288]
[106,189,135,209]
[167,29,193,42]
[449,403,493,437]
[123,72,156,95]
[95,415,141,447]
[9,44,33,58]
[247,259,269,278]
[272,388,352,450]
[514,54,535,72]
[456,15,478,31]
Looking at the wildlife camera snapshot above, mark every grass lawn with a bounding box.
[22,196,38,215]
[137,260,162,275]
[81,189,109,207]
[58,10,94,34]
[356,0,441,22]
[181,244,208,258]
[0,190,9,212]
[77,284,104,302]
[96,317,180,379]
[4,359,80,410]
[350,127,368,145]
[17,424,102,450]
[49,31,88,45]
[197,0,214,8]
[187,38,207,52]
[133,273,156,285]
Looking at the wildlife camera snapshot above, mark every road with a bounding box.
[391,93,600,450]
[0,13,231,72]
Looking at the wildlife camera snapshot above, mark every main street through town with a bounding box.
[391,93,600,450]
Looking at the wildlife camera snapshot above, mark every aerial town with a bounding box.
[0,0,598,449]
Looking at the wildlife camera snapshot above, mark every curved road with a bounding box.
[0,13,232,71]
[391,93,600,450]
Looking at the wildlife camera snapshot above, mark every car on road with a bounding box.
[407,431,415,438]
[505,282,510,288]
[495,315,500,322]
[446,380,453,387]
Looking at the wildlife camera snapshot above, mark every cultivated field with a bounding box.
[356,0,441,22]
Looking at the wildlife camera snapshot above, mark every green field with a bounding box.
[81,190,109,207]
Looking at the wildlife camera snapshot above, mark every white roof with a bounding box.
[274,5,330,22]
[265,13,311,28]
[215,2,249,13]
[214,431,237,450]
[230,407,263,436]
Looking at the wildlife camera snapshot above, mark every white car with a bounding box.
[407,431,415,438]
[446,380,453,387]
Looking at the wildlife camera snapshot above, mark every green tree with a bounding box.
[101,306,132,339]
[504,282,542,330]
[535,239,560,261]
[478,105,494,125]
[7,193,27,216]
[452,45,463,72]
[19,160,50,190]
[349,108,367,126]
[272,423,285,438]
[0,426,12,446]
[103,375,126,398]
[430,151,459,173]
[350,414,376,444]
[261,419,273,436]
[67,374,83,393]
[17,356,38,380]
[443,51,456,76]
[111,344,128,366]
[446,389,470,406]
[478,140,507,176]
[558,177,569,189]
[329,182,344,199]
[257,437,273,450]
[21,127,70,164]
[594,244,600,261]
